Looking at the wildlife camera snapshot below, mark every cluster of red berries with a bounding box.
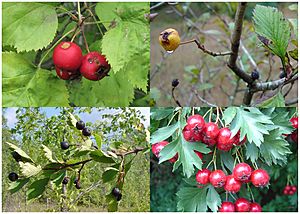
[182,114,246,151]
[289,117,298,143]
[283,185,297,195]
[219,198,262,212]
[196,163,270,192]
[53,41,110,81]
[151,140,203,163]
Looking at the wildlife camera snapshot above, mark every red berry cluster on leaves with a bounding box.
[182,114,246,151]
[53,42,110,81]
[283,185,297,195]
[219,199,262,212]
[289,117,298,143]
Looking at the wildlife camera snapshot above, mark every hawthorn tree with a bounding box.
[150,107,298,212]
[150,3,298,107]
[2,2,150,107]
[3,107,150,212]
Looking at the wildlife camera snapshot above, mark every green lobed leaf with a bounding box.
[9,178,30,194]
[266,110,294,136]
[253,5,291,60]
[68,112,78,128]
[3,52,69,107]
[27,178,49,201]
[177,186,208,211]
[256,92,286,107]
[150,122,180,145]
[206,185,222,212]
[2,2,58,52]
[245,142,259,163]
[220,151,235,173]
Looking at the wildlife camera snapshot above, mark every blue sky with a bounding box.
[3,108,150,128]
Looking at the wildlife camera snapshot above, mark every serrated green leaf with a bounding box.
[267,110,294,135]
[41,145,56,163]
[9,178,30,194]
[245,142,259,163]
[19,162,42,177]
[102,167,119,183]
[3,3,58,52]
[220,151,235,172]
[90,150,116,163]
[6,142,34,163]
[150,122,180,145]
[256,92,285,107]
[3,52,69,107]
[206,185,221,212]
[68,112,77,128]
[253,5,291,60]
[223,107,237,126]
[177,186,208,211]
[27,178,49,201]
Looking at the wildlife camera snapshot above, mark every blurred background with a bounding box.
[150,2,298,107]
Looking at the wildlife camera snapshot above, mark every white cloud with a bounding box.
[4,108,18,128]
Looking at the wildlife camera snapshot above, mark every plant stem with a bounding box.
[247,183,255,202]
[215,107,220,124]
[213,146,217,170]
[167,111,180,126]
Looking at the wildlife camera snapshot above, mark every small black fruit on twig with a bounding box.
[76,120,85,130]
[60,141,70,150]
[82,127,91,137]
[74,178,79,184]
[172,79,179,88]
[62,177,69,185]
[251,69,260,80]
[12,151,22,162]
[112,187,122,201]
[75,181,81,189]
[8,172,18,182]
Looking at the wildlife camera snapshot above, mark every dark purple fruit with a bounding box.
[75,181,81,189]
[251,70,260,80]
[76,120,85,130]
[62,177,69,184]
[82,127,91,136]
[60,141,70,150]
[112,187,122,201]
[8,172,18,181]
[172,79,179,87]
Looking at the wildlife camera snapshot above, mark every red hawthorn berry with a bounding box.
[219,201,235,212]
[183,125,194,142]
[233,163,252,181]
[235,198,250,212]
[217,128,234,151]
[224,175,242,193]
[233,131,247,146]
[291,131,298,143]
[169,153,178,163]
[202,134,217,147]
[209,170,227,188]
[250,169,270,187]
[291,185,297,192]
[55,66,73,80]
[285,185,291,191]
[203,122,219,139]
[151,141,168,158]
[249,202,262,212]
[53,42,82,71]
[192,131,203,142]
[80,52,110,81]
[290,117,298,129]
[187,114,205,132]
[196,169,211,185]
[289,190,295,195]
[283,189,289,195]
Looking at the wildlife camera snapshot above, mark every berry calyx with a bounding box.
[219,201,235,212]
[249,202,262,212]
[290,117,298,129]
[80,52,110,81]
[82,127,92,136]
[76,120,85,130]
[8,172,18,182]
[55,66,74,80]
[196,169,211,185]
[53,42,82,71]
[187,114,205,132]
[250,169,270,187]
[217,128,234,151]
[172,79,179,87]
[62,177,69,185]
[233,163,252,181]
[112,187,122,201]
[235,198,250,212]
[209,170,227,188]
[159,28,181,52]
[12,151,22,162]
[224,175,242,193]
[251,69,260,80]
[60,141,70,150]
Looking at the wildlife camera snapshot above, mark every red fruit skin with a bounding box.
[151,141,169,158]
[202,136,217,147]
[196,169,211,185]
[203,122,219,139]
[232,131,247,146]
[291,131,298,143]
[80,52,110,81]
[209,170,227,188]
[285,185,291,191]
[290,117,298,129]
[283,189,289,195]
[219,201,235,212]
[194,151,203,159]
[235,198,250,212]
[233,163,252,181]
[187,114,205,131]
[250,169,270,187]
[169,153,178,163]
[55,66,72,80]
[217,128,234,151]
[53,42,82,71]
[183,125,193,142]
[289,190,295,195]
[291,186,297,192]
[224,175,242,193]
[249,202,262,212]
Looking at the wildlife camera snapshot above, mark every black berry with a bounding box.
[60,141,70,150]
[280,71,286,79]
[82,127,91,137]
[76,120,85,130]
[62,177,69,184]
[12,151,22,162]
[8,172,18,182]
[172,79,179,87]
[74,178,79,184]
[75,181,81,189]
[112,187,122,201]
[251,70,260,80]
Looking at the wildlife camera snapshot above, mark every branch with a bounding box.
[227,2,253,84]
[193,90,217,107]
[43,159,92,170]
[172,87,182,107]
[286,98,298,106]
[111,147,146,157]
[193,39,232,57]
[252,74,298,92]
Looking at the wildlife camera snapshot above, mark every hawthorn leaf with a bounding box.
[3,52,69,107]
[3,2,58,52]
[19,162,42,178]
[150,122,179,145]
[27,178,49,201]
[41,144,56,163]
[245,142,259,163]
[6,142,34,163]
[223,107,237,126]
[206,185,222,212]
[94,133,103,149]
[151,108,174,120]
[177,186,208,211]
[9,178,30,194]
[220,151,235,173]
[266,110,294,135]
[256,92,285,107]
